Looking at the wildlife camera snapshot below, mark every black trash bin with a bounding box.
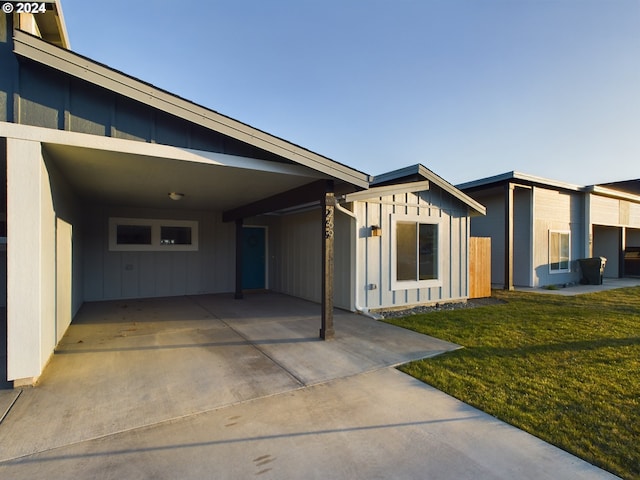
[578,257,607,285]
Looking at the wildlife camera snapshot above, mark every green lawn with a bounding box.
[384,287,640,480]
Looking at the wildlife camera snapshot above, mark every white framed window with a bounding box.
[549,230,570,273]
[391,214,442,290]
[109,218,198,251]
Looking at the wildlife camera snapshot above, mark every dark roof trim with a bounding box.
[459,171,640,203]
[13,30,370,188]
[457,171,583,193]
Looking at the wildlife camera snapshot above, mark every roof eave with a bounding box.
[12,30,369,188]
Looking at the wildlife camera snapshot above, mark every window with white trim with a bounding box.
[549,230,570,273]
[391,215,442,290]
[109,218,198,251]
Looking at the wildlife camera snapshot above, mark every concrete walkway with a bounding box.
[515,276,640,296]
[0,293,620,479]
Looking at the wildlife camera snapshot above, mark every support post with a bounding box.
[504,183,514,290]
[320,185,335,340]
[235,218,243,299]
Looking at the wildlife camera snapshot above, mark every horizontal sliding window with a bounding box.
[109,218,198,251]
[391,214,442,290]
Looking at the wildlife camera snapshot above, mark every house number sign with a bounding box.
[324,194,335,240]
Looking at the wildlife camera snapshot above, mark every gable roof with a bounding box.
[12,29,369,189]
[371,164,486,215]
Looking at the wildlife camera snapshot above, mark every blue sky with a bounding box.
[61,0,639,185]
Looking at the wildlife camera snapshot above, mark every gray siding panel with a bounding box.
[113,98,153,141]
[355,184,470,310]
[533,187,583,286]
[68,81,110,136]
[469,193,505,285]
[10,60,292,164]
[513,188,532,286]
[269,210,322,304]
[19,63,65,129]
[82,207,235,301]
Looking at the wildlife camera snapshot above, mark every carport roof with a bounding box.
[12,29,370,190]
[3,122,339,212]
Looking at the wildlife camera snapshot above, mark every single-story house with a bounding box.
[0,3,484,386]
[458,172,640,289]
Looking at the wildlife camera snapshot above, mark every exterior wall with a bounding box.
[628,229,640,247]
[267,209,322,305]
[532,187,584,286]
[591,195,640,228]
[354,185,470,310]
[83,206,235,301]
[6,138,56,382]
[12,59,285,163]
[44,154,84,319]
[468,192,505,285]
[535,188,584,285]
[513,188,533,286]
[0,14,18,123]
[261,208,352,310]
[593,226,620,278]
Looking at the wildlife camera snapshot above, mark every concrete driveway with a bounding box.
[0,293,619,479]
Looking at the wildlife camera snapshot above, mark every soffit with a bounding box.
[43,143,330,211]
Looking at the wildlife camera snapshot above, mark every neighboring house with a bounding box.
[458,172,640,289]
[0,3,484,386]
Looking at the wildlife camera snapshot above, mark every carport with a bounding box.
[4,121,367,386]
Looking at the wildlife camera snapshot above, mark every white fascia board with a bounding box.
[12,31,369,188]
[0,122,327,177]
[416,165,486,215]
[343,181,430,202]
[458,171,583,193]
[587,185,640,203]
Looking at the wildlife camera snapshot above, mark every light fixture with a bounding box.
[371,225,382,237]
[168,192,184,201]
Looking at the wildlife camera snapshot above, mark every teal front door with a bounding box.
[242,227,266,289]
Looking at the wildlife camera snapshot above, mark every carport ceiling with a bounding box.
[43,143,331,211]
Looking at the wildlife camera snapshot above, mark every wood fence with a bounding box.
[469,237,491,298]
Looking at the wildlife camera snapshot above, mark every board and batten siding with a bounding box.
[532,187,584,286]
[353,185,470,310]
[267,209,352,310]
[591,195,640,229]
[12,60,286,163]
[82,206,235,301]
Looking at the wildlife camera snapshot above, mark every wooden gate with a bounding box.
[469,237,491,298]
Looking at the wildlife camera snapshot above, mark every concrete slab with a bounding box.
[0,293,458,462]
[0,292,620,478]
[0,369,618,479]
[0,389,20,423]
